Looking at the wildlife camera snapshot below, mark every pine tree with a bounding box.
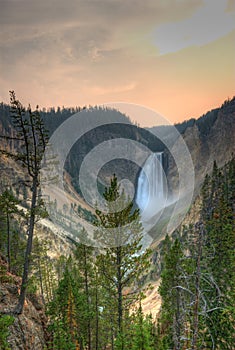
[155,158,235,349]
[201,159,235,349]
[48,257,86,349]
[129,303,156,350]
[158,238,187,350]
[0,189,20,272]
[74,229,95,350]
[94,175,151,349]
[0,91,49,314]
[31,237,56,304]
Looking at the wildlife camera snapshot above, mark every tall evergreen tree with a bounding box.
[48,257,86,349]
[74,229,95,350]
[201,159,235,349]
[157,158,235,349]
[95,175,151,349]
[31,237,57,304]
[158,238,186,350]
[0,189,20,272]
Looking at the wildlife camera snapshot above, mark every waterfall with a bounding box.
[136,152,166,221]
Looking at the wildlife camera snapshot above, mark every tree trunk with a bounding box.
[192,223,203,350]
[117,246,123,349]
[37,254,45,305]
[84,246,92,350]
[7,212,11,273]
[174,290,181,350]
[14,175,38,314]
[95,275,99,350]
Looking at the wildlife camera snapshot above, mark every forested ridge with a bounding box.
[0,94,234,349]
[157,159,235,349]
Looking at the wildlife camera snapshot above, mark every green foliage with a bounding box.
[157,157,235,349]
[48,319,77,350]
[0,264,14,283]
[9,228,26,276]
[76,204,96,222]
[46,176,153,349]
[200,159,235,349]
[0,92,51,315]
[114,306,156,350]
[47,257,89,349]
[0,314,15,350]
[130,308,156,350]
[95,175,151,349]
[158,238,185,349]
[3,94,234,347]
[0,189,25,275]
[31,237,57,304]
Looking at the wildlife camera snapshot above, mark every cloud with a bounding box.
[153,0,235,55]
[0,0,203,49]
[0,0,203,86]
[91,82,137,95]
[0,0,233,121]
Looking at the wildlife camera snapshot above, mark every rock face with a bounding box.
[0,257,49,350]
[167,98,235,196]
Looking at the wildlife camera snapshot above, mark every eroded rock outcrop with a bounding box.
[0,257,49,350]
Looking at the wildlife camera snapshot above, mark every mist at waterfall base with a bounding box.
[136,152,175,245]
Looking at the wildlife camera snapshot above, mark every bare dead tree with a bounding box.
[1,91,48,314]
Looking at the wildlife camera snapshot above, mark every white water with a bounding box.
[136,152,167,222]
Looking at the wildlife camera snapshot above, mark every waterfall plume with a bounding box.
[136,152,167,222]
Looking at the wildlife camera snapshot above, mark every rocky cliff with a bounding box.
[0,97,234,248]
[166,97,235,196]
[0,256,49,350]
[0,97,234,343]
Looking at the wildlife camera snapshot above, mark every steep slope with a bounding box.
[0,97,234,248]
[0,98,234,344]
[0,256,49,350]
[166,97,235,195]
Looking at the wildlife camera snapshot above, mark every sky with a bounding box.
[0,0,234,126]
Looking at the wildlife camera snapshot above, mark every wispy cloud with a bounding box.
[91,82,137,95]
[153,0,235,55]
[0,0,234,123]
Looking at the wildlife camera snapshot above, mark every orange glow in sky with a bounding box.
[0,0,234,126]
